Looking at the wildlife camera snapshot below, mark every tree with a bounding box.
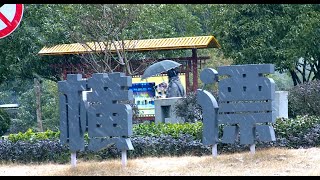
[8,79,59,133]
[0,108,10,136]
[0,4,85,84]
[69,4,148,75]
[68,4,206,76]
[209,4,320,86]
[130,4,205,59]
[132,4,203,39]
[0,4,87,133]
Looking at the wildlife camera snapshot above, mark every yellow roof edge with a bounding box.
[208,35,221,48]
[38,35,221,56]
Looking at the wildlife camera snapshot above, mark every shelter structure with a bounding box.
[38,35,221,93]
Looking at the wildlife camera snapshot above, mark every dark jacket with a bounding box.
[166,76,185,98]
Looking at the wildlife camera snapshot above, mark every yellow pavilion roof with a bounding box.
[38,35,221,56]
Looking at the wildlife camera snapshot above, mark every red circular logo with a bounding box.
[0,4,24,39]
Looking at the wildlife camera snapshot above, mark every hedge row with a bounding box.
[1,115,320,164]
[1,125,320,164]
[11,114,319,144]
[288,80,320,118]
[5,116,320,144]
[0,135,211,164]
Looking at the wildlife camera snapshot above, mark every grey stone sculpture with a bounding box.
[58,73,134,153]
[197,64,276,156]
[197,68,219,145]
[218,64,276,144]
[58,74,88,152]
[86,73,133,151]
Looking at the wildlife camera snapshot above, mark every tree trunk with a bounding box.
[34,77,43,132]
[314,59,320,80]
[289,69,301,86]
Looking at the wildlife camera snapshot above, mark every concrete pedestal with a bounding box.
[154,97,185,124]
[275,91,288,119]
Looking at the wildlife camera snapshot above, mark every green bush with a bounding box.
[8,128,60,143]
[274,115,320,139]
[133,121,203,140]
[288,80,320,118]
[7,122,204,143]
[173,91,203,122]
[8,122,204,142]
[0,135,213,164]
[0,108,11,136]
[8,115,320,145]
[2,115,320,163]
[0,140,70,164]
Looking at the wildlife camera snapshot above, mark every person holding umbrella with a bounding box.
[166,68,185,98]
[141,59,185,98]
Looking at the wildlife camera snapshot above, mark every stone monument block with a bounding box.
[154,97,185,124]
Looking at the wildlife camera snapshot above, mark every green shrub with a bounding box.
[8,128,59,143]
[2,115,320,163]
[0,135,213,164]
[0,140,70,164]
[133,121,203,140]
[173,91,203,122]
[274,115,320,139]
[0,108,11,136]
[8,115,320,145]
[8,122,204,142]
[288,80,320,118]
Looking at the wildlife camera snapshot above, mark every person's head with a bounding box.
[167,68,179,78]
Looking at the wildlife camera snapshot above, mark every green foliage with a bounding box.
[0,91,14,105]
[0,4,85,83]
[133,121,203,140]
[273,115,320,148]
[40,80,59,131]
[131,4,203,39]
[7,128,59,143]
[288,80,320,118]
[0,109,11,136]
[7,121,203,143]
[0,140,70,164]
[124,4,205,59]
[2,115,320,163]
[211,4,320,85]
[274,115,320,139]
[2,5,320,161]
[268,71,294,91]
[13,81,36,133]
[8,79,59,133]
[7,115,320,147]
[0,135,212,164]
[173,92,203,123]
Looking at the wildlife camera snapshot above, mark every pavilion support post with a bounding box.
[62,67,67,80]
[192,49,198,92]
[185,60,191,94]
